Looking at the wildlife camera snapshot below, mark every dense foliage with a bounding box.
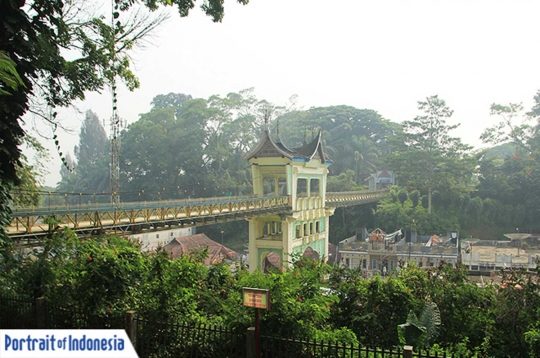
[374,93,540,237]
[29,88,540,241]
[5,1,540,356]
[52,89,394,243]
[2,234,540,357]
[0,0,248,271]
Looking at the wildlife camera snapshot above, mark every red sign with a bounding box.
[242,288,271,310]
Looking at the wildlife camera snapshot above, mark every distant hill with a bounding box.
[484,143,518,160]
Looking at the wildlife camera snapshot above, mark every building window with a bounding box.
[316,221,320,233]
[362,259,366,269]
[310,178,320,197]
[345,258,350,266]
[263,178,276,196]
[296,225,301,238]
[390,260,394,270]
[278,178,287,195]
[156,234,159,238]
[372,259,377,269]
[304,223,308,236]
[309,222,313,235]
[297,178,308,196]
[170,232,174,236]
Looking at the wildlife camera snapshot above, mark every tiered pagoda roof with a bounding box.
[246,128,331,164]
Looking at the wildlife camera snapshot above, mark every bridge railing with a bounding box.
[326,189,389,196]
[326,189,389,205]
[9,194,289,216]
[10,190,390,217]
[10,189,389,216]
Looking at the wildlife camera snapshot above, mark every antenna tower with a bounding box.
[110,0,121,206]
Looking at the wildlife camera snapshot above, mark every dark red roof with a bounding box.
[262,252,281,272]
[163,233,239,265]
[302,246,320,261]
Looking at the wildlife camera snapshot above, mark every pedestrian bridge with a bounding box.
[7,189,388,241]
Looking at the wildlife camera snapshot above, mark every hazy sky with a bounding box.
[31,0,540,187]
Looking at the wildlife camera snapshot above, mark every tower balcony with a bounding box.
[294,196,324,211]
[293,232,323,246]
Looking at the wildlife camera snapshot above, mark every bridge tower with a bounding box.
[245,127,334,272]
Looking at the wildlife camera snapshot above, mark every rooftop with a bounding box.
[163,233,239,265]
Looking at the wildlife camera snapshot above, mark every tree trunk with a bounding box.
[428,187,432,214]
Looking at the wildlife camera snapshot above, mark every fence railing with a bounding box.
[0,293,36,329]
[261,335,405,358]
[0,294,461,358]
[46,300,124,330]
[135,317,245,358]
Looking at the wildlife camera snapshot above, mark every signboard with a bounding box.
[242,288,271,310]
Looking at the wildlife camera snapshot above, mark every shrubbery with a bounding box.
[2,231,540,357]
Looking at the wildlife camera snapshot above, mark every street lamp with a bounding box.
[221,230,224,246]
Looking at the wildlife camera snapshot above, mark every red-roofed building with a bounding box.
[163,233,239,266]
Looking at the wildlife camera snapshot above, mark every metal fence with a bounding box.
[0,293,36,329]
[46,301,124,330]
[260,336,466,358]
[0,293,463,358]
[134,318,245,358]
[261,335,404,358]
[411,350,464,358]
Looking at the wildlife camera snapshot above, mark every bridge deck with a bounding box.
[7,190,387,240]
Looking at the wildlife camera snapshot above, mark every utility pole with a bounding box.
[109,0,121,206]
[110,98,121,206]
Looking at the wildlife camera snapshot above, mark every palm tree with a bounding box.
[354,150,360,184]
[342,135,380,181]
[399,302,441,349]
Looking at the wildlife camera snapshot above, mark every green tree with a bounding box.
[7,136,48,207]
[278,105,393,177]
[0,0,248,256]
[57,110,111,197]
[387,96,473,214]
[475,93,540,231]
[151,92,193,117]
[409,190,420,208]
[326,170,357,192]
[120,97,214,199]
[0,51,24,95]
[481,102,536,154]
[397,189,408,207]
[75,110,109,168]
